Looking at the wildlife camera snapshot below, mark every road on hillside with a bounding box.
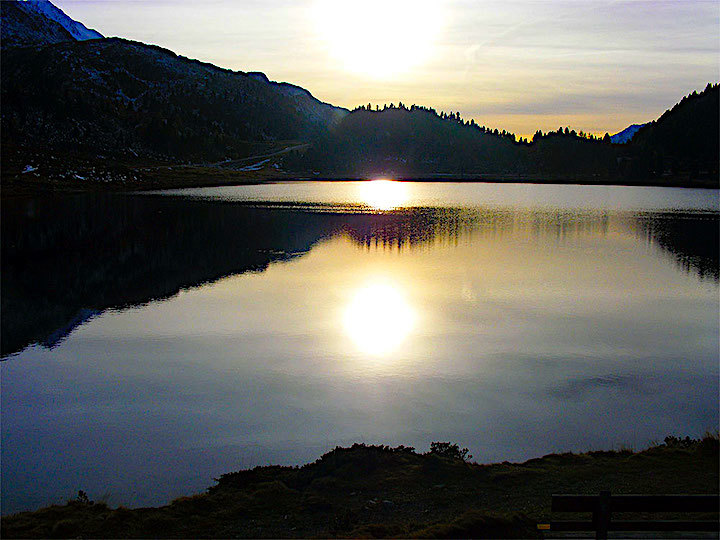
[141,143,309,172]
[204,143,309,169]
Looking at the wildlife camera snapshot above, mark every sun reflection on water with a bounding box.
[358,180,409,210]
[343,280,415,356]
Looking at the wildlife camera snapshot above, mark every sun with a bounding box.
[312,0,445,79]
[343,281,416,356]
[358,179,409,210]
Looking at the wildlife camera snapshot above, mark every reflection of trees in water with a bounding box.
[2,196,716,357]
[346,208,716,282]
[342,208,613,251]
[633,213,719,281]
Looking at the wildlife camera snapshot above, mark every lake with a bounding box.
[1,181,718,514]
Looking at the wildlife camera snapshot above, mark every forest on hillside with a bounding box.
[286,84,718,184]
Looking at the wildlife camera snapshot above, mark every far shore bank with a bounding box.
[2,141,716,197]
[2,167,717,198]
[2,435,718,539]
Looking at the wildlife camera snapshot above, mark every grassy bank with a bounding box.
[2,435,718,539]
[0,142,293,197]
[2,142,717,198]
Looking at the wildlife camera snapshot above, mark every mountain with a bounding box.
[627,84,719,180]
[610,123,645,144]
[1,0,345,163]
[0,0,76,48]
[1,37,347,161]
[289,104,619,180]
[18,0,103,41]
[0,0,715,185]
[291,105,525,177]
[290,86,718,185]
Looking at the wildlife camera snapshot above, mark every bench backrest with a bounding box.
[547,492,719,540]
[552,493,719,513]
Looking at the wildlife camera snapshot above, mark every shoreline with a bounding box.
[2,436,718,538]
[2,169,717,199]
[2,143,716,196]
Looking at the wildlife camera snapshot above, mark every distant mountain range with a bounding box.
[0,0,717,185]
[610,124,646,144]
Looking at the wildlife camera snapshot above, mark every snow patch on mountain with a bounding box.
[610,123,646,144]
[20,0,103,40]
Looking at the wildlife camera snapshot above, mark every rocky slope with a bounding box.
[0,0,76,48]
[1,37,346,161]
[17,0,102,41]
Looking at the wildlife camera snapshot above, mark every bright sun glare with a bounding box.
[343,281,415,356]
[312,0,444,78]
[358,179,409,210]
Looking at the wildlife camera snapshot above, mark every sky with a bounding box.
[54,0,719,138]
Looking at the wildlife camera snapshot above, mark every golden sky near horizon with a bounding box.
[55,0,719,139]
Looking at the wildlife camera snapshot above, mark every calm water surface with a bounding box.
[2,181,718,513]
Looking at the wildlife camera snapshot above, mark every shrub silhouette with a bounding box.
[428,441,472,461]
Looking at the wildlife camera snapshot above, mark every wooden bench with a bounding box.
[538,492,719,539]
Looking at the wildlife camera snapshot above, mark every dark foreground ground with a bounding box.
[2,436,718,539]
